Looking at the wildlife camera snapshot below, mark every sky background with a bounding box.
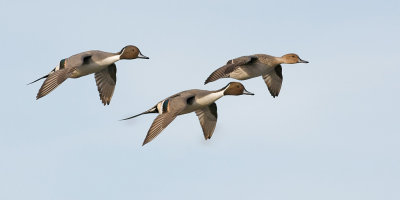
[1,0,399,199]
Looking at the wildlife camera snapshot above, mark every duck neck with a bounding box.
[213,89,226,99]
[207,89,226,102]
[116,51,125,59]
[275,56,285,64]
[99,53,121,65]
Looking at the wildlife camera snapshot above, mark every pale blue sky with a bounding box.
[1,0,399,199]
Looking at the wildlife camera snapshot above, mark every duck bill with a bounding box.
[298,58,309,63]
[138,52,149,59]
[243,89,254,95]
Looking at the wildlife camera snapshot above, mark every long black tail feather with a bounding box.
[120,106,158,121]
[27,74,48,85]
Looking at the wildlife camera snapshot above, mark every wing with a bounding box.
[262,65,283,98]
[195,103,218,140]
[142,96,187,146]
[204,56,258,84]
[36,68,74,99]
[142,112,179,146]
[94,64,117,105]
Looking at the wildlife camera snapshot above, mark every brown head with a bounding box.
[223,82,254,96]
[119,45,149,60]
[281,53,308,64]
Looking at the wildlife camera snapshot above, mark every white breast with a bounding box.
[195,90,224,106]
[94,55,120,66]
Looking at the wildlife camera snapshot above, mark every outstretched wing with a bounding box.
[36,68,73,99]
[262,65,283,97]
[195,103,218,140]
[204,56,258,84]
[142,96,187,146]
[95,64,117,105]
[142,112,179,146]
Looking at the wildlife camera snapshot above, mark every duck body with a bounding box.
[205,53,308,97]
[122,82,254,146]
[68,50,120,78]
[155,89,224,116]
[227,54,277,80]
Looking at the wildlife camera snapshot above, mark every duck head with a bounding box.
[281,53,308,64]
[223,82,254,96]
[119,45,149,59]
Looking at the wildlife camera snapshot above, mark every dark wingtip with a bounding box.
[36,93,43,100]
[142,140,149,146]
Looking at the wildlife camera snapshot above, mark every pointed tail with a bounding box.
[27,74,48,85]
[120,106,158,121]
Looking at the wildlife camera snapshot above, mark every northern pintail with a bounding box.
[29,45,149,105]
[205,53,308,97]
[121,82,254,145]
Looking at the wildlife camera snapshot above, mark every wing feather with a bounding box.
[195,103,218,139]
[36,69,72,99]
[142,96,187,145]
[142,112,178,146]
[94,64,117,105]
[204,56,258,84]
[262,65,283,97]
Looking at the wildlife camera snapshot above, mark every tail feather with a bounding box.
[27,75,48,85]
[120,106,158,121]
[28,66,59,85]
